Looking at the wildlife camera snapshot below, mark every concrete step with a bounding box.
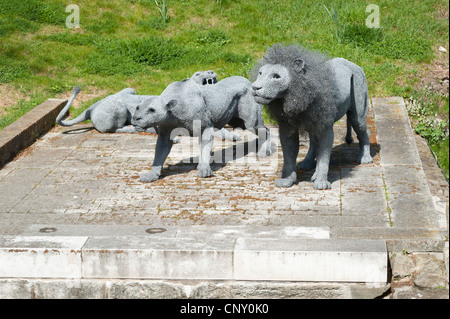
[0,225,388,284]
[22,224,331,239]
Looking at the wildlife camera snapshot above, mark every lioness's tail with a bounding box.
[56,86,90,126]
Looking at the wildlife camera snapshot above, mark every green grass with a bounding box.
[406,90,449,178]
[0,0,448,174]
[431,139,449,179]
[0,98,44,129]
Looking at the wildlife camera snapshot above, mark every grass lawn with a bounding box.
[1,0,448,176]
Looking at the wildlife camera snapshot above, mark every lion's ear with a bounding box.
[293,59,305,74]
[165,100,177,111]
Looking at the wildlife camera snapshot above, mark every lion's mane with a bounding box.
[252,44,339,135]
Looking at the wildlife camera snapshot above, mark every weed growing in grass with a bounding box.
[406,91,449,178]
[195,29,230,47]
[407,91,449,143]
[323,4,348,44]
[154,0,169,23]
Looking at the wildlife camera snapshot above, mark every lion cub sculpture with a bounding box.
[132,75,272,182]
[55,70,237,142]
[252,44,372,189]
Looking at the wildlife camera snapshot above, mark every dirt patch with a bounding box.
[188,15,234,29]
[0,84,30,117]
[55,87,109,110]
[415,46,449,98]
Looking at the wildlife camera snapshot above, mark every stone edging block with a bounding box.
[0,233,388,283]
[0,99,67,168]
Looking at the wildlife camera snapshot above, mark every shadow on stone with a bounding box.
[62,126,96,135]
[295,142,381,185]
[161,139,262,179]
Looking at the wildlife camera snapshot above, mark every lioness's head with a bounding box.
[132,97,177,129]
[191,70,218,85]
[251,59,305,105]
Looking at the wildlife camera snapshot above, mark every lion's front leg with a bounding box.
[311,127,334,190]
[275,123,299,188]
[197,126,214,178]
[297,131,316,170]
[141,129,173,182]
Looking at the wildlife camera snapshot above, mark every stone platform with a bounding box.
[0,97,448,299]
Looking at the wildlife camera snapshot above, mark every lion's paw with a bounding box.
[275,172,296,188]
[313,179,331,190]
[359,154,373,164]
[257,147,272,158]
[140,172,160,183]
[197,164,214,178]
[172,136,181,144]
[275,178,295,187]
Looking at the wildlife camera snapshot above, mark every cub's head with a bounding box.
[191,70,218,85]
[132,97,177,129]
[251,64,293,104]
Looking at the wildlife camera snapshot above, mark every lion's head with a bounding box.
[132,96,177,129]
[251,63,292,105]
[251,44,333,110]
[251,44,338,130]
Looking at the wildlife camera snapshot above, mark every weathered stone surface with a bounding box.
[0,236,88,278]
[0,278,392,299]
[0,97,447,298]
[81,236,235,280]
[392,286,449,299]
[234,238,387,282]
[0,279,32,299]
[445,242,449,285]
[32,279,106,299]
[391,253,415,278]
[107,280,186,299]
[191,281,350,299]
[413,253,447,288]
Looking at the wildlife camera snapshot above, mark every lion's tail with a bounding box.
[56,86,90,126]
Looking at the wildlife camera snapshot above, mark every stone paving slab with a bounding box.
[0,98,444,235]
[0,97,448,298]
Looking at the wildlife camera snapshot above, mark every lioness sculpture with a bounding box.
[56,86,155,133]
[252,44,372,189]
[55,71,236,141]
[132,75,272,182]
